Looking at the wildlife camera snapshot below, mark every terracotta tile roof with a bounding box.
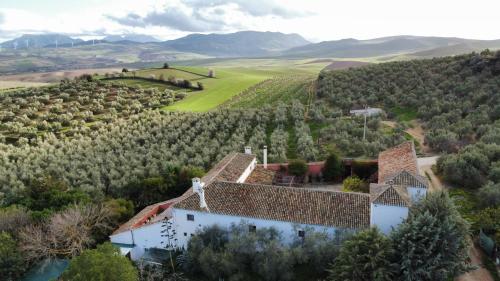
[245,166,276,185]
[384,170,428,189]
[112,200,175,235]
[113,153,256,235]
[370,184,411,207]
[201,152,256,184]
[175,181,371,229]
[378,141,418,183]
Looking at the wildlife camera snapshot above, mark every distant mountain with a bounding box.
[1,34,83,49]
[162,31,310,57]
[281,36,500,58]
[103,34,160,43]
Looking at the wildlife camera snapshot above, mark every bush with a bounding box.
[0,231,25,281]
[342,176,367,193]
[323,151,343,181]
[288,159,308,176]
[122,68,129,73]
[60,242,137,281]
[163,63,169,69]
[328,228,395,281]
[477,182,500,208]
[183,223,345,281]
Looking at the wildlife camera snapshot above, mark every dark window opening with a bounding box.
[249,225,256,232]
[187,214,194,221]
[184,232,187,236]
[298,230,305,238]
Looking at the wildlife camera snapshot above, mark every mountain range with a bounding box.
[2,32,500,59]
[1,31,500,75]
[282,35,500,58]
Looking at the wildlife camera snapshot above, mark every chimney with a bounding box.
[263,146,268,169]
[244,146,252,155]
[192,178,208,210]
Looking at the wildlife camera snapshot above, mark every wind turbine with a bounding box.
[13,41,18,50]
[55,39,58,49]
[71,40,74,47]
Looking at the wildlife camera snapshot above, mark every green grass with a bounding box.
[135,67,207,81]
[391,107,418,122]
[103,78,185,92]
[165,67,281,112]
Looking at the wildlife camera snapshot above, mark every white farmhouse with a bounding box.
[110,141,427,261]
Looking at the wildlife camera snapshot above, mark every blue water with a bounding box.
[22,259,69,281]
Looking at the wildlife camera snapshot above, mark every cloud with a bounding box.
[107,7,227,32]
[184,0,308,19]
[107,0,309,32]
[0,12,4,25]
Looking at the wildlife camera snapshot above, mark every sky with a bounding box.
[0,0,499,43]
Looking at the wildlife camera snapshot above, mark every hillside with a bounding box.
[102,34,160,43]
[317,50,500,186]
[162,31,310,57]
[282,35,500,58]
[0,34,83,49]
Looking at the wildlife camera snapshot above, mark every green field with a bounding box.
[222,74,315,108]
[164,60,329,111]
[104,78,184,92]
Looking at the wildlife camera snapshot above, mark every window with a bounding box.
[187,214,194,221]
[190,233,194,237]
[248,225,256,232]
[184,232,187,237]
[298,230,305,238]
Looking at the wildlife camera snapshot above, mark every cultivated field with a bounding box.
[0,68,125,83]
[0,80,50,91]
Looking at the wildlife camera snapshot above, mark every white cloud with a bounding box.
[0,0,500,42]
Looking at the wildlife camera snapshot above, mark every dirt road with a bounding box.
[417,156,445,191]
[456,244,495,281]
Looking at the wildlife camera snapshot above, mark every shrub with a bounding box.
[477,182,500,208]
[163,63,169,69]
[288,159,308,176]
[323,151,343,181]
[0,231,25,281]
[342,176,367,193]
[328,228,395,281]
[60,242,137,281]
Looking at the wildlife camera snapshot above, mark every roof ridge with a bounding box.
[213,180,371,197]
[202,152,238,184]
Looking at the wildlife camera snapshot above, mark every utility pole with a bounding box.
[363,104,368,141]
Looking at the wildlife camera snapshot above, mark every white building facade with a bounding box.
[111,142,428,260]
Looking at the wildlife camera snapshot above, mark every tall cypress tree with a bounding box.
[391,192,471,281]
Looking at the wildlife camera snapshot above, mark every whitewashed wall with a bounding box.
[172,208,345,250]
[370,203,408,234]
[110,221,166,260]
[407,187,427,202]
[237,158,256,183]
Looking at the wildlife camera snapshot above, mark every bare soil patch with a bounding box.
[0,68,125,83]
